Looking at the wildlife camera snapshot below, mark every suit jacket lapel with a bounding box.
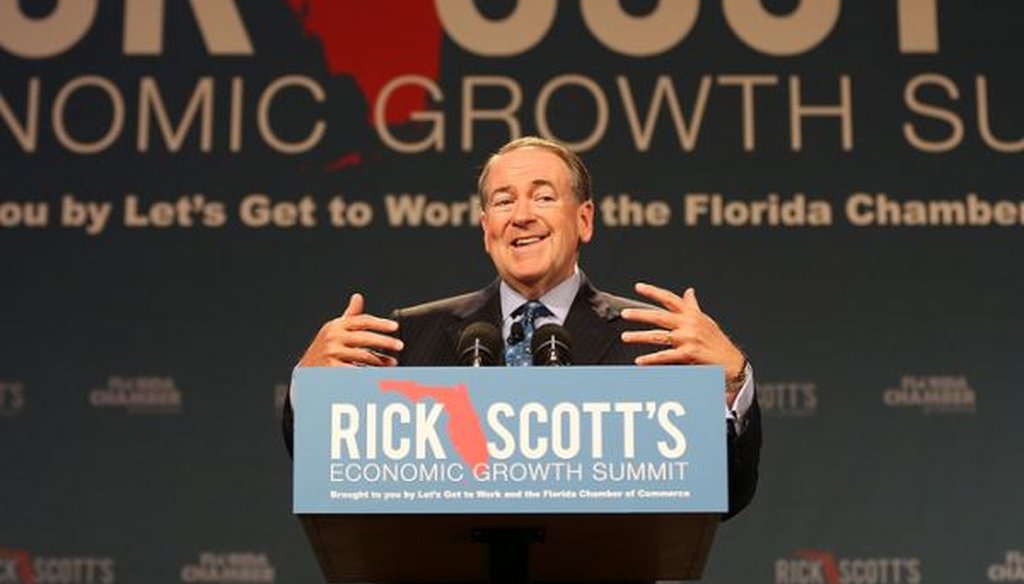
[441,276,618,365]
[442,279,502,360]
[564,274,619,365]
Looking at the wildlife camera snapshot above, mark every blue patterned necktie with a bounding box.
[505,301,552,366]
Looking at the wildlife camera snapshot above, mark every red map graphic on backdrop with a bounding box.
[0,548,35,584]
[795,549,842,584]
[379,380,489,468]
[285,0,442,125]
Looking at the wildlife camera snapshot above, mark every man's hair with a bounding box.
[477,136,592,206]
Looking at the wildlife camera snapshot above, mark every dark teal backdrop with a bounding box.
[2,2,1022,583]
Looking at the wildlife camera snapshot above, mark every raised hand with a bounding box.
[298,293,403,367]
[620,283,746,404]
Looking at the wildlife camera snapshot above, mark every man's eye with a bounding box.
[492,197,514,207]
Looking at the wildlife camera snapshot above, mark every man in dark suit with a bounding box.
[290,136,760,517]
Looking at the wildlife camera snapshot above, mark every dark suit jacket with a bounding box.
[283,275,760,518]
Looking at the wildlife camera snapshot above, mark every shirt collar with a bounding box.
[499,267,581,326]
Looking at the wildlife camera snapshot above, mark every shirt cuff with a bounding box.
[724,362,755,435]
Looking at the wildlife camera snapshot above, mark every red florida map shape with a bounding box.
[286,0,442,125]
[379,380,489,468]
[795,549,842,584]
[0,548,35,584]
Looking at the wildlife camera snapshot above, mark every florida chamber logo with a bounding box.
[775,549,921,584]
[760,381,818,417]
[0,381,26,416]
[989,551,1024,582]
[882,375,976,414]
[0,548,115,584]
[88,375,182,414]
[179,552,274,584]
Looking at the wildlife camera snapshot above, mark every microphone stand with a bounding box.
[470,339,486,367]
[472,526,545,584]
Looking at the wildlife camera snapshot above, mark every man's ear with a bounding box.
[578,200,595,244]
[481,210,492,253]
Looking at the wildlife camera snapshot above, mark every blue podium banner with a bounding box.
[292,366,727,514]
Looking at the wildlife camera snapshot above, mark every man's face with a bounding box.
[480,147,594,298]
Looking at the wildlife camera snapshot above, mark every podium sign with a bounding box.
[292,366,727,515]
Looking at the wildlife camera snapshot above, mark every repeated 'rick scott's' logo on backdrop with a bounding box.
[882,375,976,414]
[179,552,274,584]
[88,375,183,414]
[759,381,818,417]
[0,548,116,584]
[988,551,1024,582]
[775,549,921,584]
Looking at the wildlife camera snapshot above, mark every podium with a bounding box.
[292,366,727,583]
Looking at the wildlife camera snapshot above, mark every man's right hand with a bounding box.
[298,293,403,367]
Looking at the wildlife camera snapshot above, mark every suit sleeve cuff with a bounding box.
[725,362,756,435]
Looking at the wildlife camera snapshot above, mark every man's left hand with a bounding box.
[620,283,746,404]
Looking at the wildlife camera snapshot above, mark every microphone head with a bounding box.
[508,321,525,346]
[531,324,573,366]
[457,322,503,366]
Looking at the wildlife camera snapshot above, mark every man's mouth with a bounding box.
[511,234,547,248]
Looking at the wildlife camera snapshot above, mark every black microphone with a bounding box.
[457,322,503,366]
[531,324,573,366]
[507,321,525,346]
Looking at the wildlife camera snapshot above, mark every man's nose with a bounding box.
[510,197,536,224]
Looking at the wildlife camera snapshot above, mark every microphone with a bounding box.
[531,324,573,366]
[507,321,525,346]
[457,322,503,366]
